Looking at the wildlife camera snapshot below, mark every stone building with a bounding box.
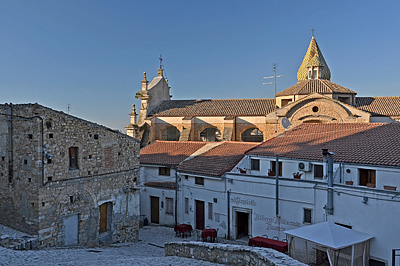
[126,36,400,147]
[0,103,140,248]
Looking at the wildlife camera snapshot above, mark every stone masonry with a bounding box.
[0,103,140,248]
[165,242,307,266]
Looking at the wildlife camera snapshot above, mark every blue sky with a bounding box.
[1,1,399,131]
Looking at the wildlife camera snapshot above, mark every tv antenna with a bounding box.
[263,64,284,136]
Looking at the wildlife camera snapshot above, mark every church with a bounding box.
[126,36,400,146]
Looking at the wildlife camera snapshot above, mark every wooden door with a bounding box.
[150,196,160,224]
[99,203,108,233]
[195,200,205,230]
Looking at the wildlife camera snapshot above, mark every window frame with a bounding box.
[185,198,189,214]
[270,161,282,176]
[69,147,79,170]
[250,159,260,171]
[359,168,376,187]
[313,164,323,179]
[195,177,204,185]
[165,197,173,215]
[158,167,171,176]
[303,208,312,224]
[161,126,180,141]
[241,128,263,142]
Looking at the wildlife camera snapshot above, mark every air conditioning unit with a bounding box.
[298,162,312,172]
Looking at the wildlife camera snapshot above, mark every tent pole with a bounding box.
[327,248,334,266]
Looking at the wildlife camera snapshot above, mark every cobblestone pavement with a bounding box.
[0,226,224,266]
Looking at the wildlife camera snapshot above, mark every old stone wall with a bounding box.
[0,103,140,248]
[165,242,307,266]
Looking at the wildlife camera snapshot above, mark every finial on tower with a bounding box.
[158,54,164,77]
[141,72,148,90]
[311,28,315,37]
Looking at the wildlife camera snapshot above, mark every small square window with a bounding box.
[49,133,53,139]
[185,175,188,180]
[94,134,99,140]
[88,155,92,159]
[48,176,53,182]
[47,159,52,164]
[28,134,33,139]
[304,208,312,224]
[251,159,260,171]
[159,167,170,176]
[195,177,204,185]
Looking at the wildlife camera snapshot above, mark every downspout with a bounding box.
[275,154,279,217]
[322,148,328,180]
[174,167,178,226]
[227,189,230,240]
[326,152,334,215]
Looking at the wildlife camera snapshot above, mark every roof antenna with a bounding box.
[263,64,284,137]
[311,28,315,37]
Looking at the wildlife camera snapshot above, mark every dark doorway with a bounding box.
[195,200,205,229]
[150,196,160,224]
[236,211,249,239]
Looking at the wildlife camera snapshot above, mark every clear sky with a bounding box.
[1,1,399,131]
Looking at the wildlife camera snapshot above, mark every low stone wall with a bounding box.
[165,242,306,266]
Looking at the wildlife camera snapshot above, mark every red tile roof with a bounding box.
[247,123,400,167]
[149,99,276,117]
[356,96,400,117]
[140,141,207,167]
[178,142,259,177]
[276,79,356,97]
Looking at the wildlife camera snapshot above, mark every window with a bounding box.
[200,127,221,142]
[304,209,312,224]
[281,99,293,107]
[208,202,213,220]
[166,198,173,215]
[195,177,204,185]
[251,159,260,171]
[313,69,318,79]
[69,147,79,169]
[159,167,170,176]
[185,198,189,213]
[241,128,263,142]
[161,127,180,141]
[359,169,376,187]
[338,97,351,105]
[270,161,282,176]
[314,165,323,179]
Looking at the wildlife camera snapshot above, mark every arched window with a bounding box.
[161,127,180,141]
[200,127,221,142]
[241,128,263,142]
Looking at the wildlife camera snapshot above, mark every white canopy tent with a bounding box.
[284,222,373,266]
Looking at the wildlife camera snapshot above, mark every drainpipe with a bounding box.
[322,148,328,180]
[326,152,334,215]
[174,168,178,226]
[275,154,279,217]
[227,189,230,240]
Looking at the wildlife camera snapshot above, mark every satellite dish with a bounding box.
[281,118,291,129]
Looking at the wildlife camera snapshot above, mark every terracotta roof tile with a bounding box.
[140,141,207,166]
[356,96,400,117]
[149,99,275,117]
[276,79,356,97]
[247,123,400,167]
[178,142,259,177]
